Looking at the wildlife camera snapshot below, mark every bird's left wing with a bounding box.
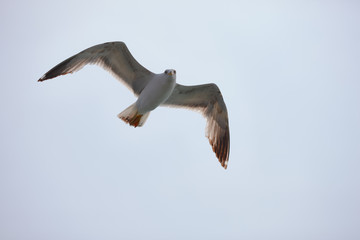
[38,42,154,95]
[162,83,230,169]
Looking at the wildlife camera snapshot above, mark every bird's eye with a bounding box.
[174,70,176,74]
[164,70,168,74]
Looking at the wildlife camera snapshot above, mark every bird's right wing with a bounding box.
[163,83,230,169]
[38,42,154,95]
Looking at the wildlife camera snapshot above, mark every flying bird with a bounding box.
[38,42,230,169]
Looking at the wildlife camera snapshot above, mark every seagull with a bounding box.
[38,42,230,169]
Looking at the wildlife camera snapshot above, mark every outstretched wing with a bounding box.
[163,83,230,169]
[38,41,154,95]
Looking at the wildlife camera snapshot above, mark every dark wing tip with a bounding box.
[38,75,46,82]
[208,125,230,170]
[37,74,57,82]
[38,55,77,83]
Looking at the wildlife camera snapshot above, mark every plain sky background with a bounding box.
[1,0,360,239]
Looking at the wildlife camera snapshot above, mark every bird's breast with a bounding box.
[136,75,176,113]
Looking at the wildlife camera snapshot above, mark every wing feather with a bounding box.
[163,83,230,169]
[38,41,154,95]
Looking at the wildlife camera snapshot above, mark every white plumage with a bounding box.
[38,42,230,169]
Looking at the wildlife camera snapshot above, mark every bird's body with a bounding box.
[136,70,176,114]
[38,42,230,169]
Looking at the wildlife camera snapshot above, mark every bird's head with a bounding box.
[164,69,176,76]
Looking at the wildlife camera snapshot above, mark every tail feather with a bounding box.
[117,103,150,127]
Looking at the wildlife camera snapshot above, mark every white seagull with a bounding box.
[38,42,230,169]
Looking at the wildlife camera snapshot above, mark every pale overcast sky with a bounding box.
[1,0,360,239]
